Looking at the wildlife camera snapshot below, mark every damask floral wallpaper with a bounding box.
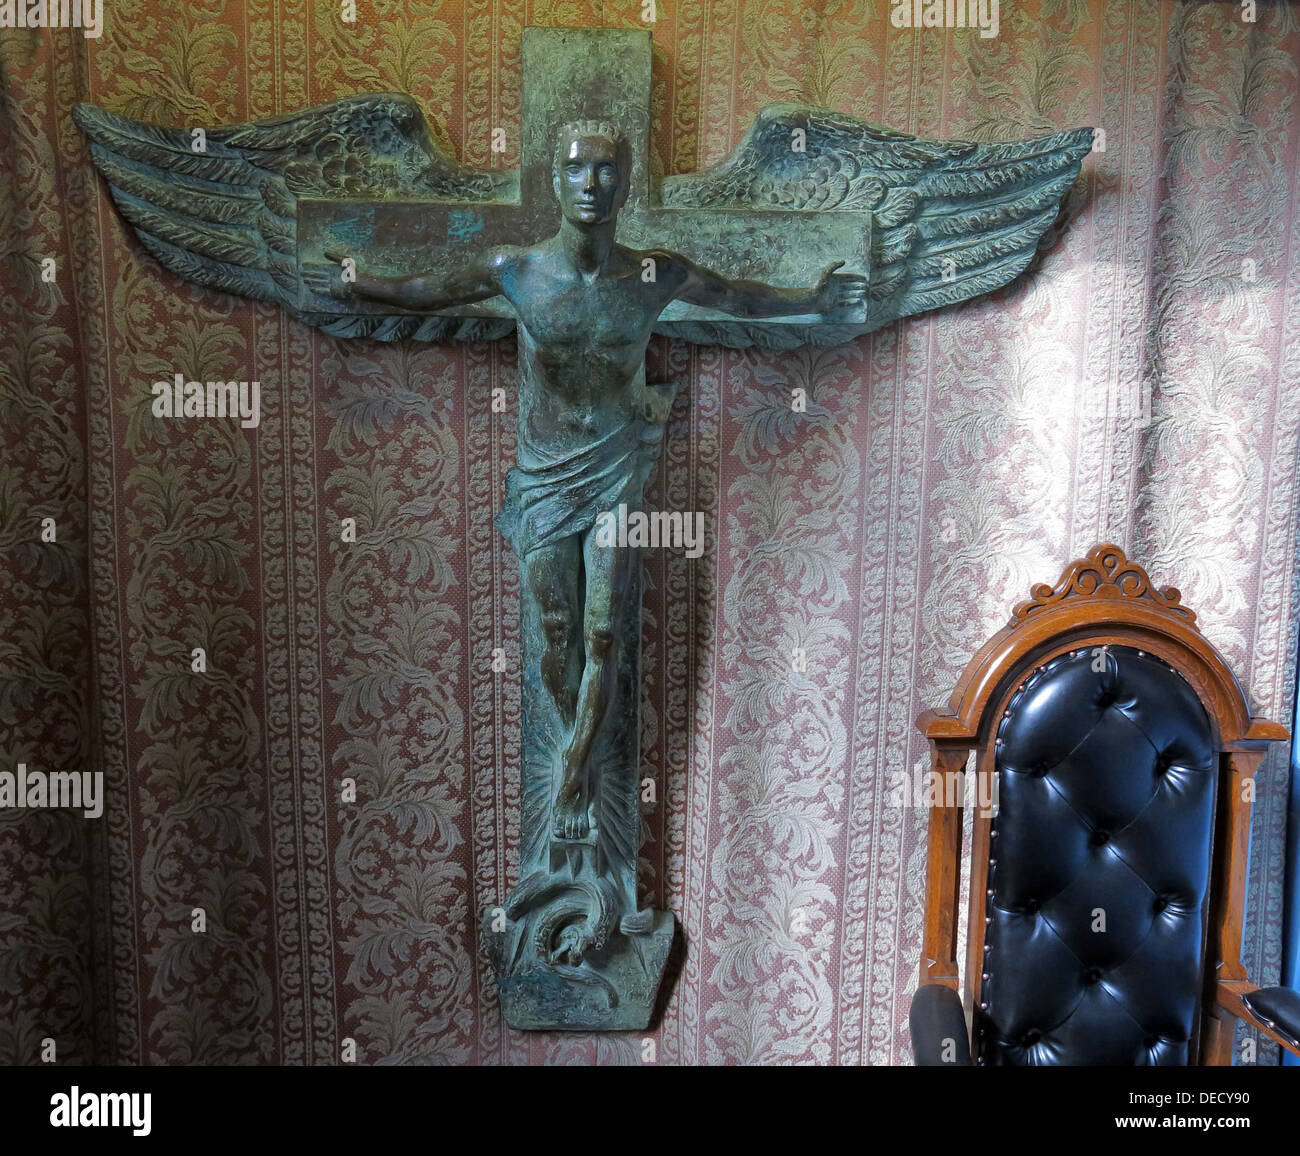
[1,0,1298,1065]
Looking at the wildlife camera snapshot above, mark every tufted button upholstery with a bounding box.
[976,646,1217,1066]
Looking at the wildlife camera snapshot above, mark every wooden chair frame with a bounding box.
[915,544,1295,1064]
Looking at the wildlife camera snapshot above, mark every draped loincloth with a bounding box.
[496,385,675,558]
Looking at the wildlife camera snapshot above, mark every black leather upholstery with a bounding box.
[911,983,974,1066]
[1241,986,1300,1049]
[977,646,1218,1065]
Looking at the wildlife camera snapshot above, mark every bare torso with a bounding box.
[497,238,677,452]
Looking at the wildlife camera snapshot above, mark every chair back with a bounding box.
[916,545,1288,1065]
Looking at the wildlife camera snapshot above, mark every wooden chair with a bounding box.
[910,544,1299,1065]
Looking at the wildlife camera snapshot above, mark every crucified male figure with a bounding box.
[329,120,866,841]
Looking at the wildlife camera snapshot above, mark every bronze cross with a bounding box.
[76,24,1091,1031]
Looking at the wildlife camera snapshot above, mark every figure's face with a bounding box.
[554,133,626,225]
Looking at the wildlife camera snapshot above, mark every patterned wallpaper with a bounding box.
[1,0,1298,1065]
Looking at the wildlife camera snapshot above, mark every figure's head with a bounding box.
[552,121,631,226]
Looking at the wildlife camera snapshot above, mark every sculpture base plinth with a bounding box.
[484,911,675,1031]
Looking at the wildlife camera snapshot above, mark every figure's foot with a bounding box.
[552,774,589,840]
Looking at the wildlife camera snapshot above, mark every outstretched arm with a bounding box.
[318,247,511,311]
[672,256,867,320]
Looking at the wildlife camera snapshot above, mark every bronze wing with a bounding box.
[74,93,516,342]
[653,103,1093,348]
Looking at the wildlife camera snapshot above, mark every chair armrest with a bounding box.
[1215,980,1300,1058]
[1239,986,1300,1050]
[909,983,973,1066]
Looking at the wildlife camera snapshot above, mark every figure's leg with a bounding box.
[553,526,633,839]
[523,537,582,730]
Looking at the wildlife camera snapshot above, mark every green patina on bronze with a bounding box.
[75,26,1092,1032]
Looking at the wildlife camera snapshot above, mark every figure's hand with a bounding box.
[301,249,358,302]
[811,260,868,319]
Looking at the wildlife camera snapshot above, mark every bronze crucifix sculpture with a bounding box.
[323,121,865,845]
[75,26,1091,1030]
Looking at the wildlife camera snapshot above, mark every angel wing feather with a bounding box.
[77,95,1089,349]
[656,103,1092,347]
[73,94,516,342]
